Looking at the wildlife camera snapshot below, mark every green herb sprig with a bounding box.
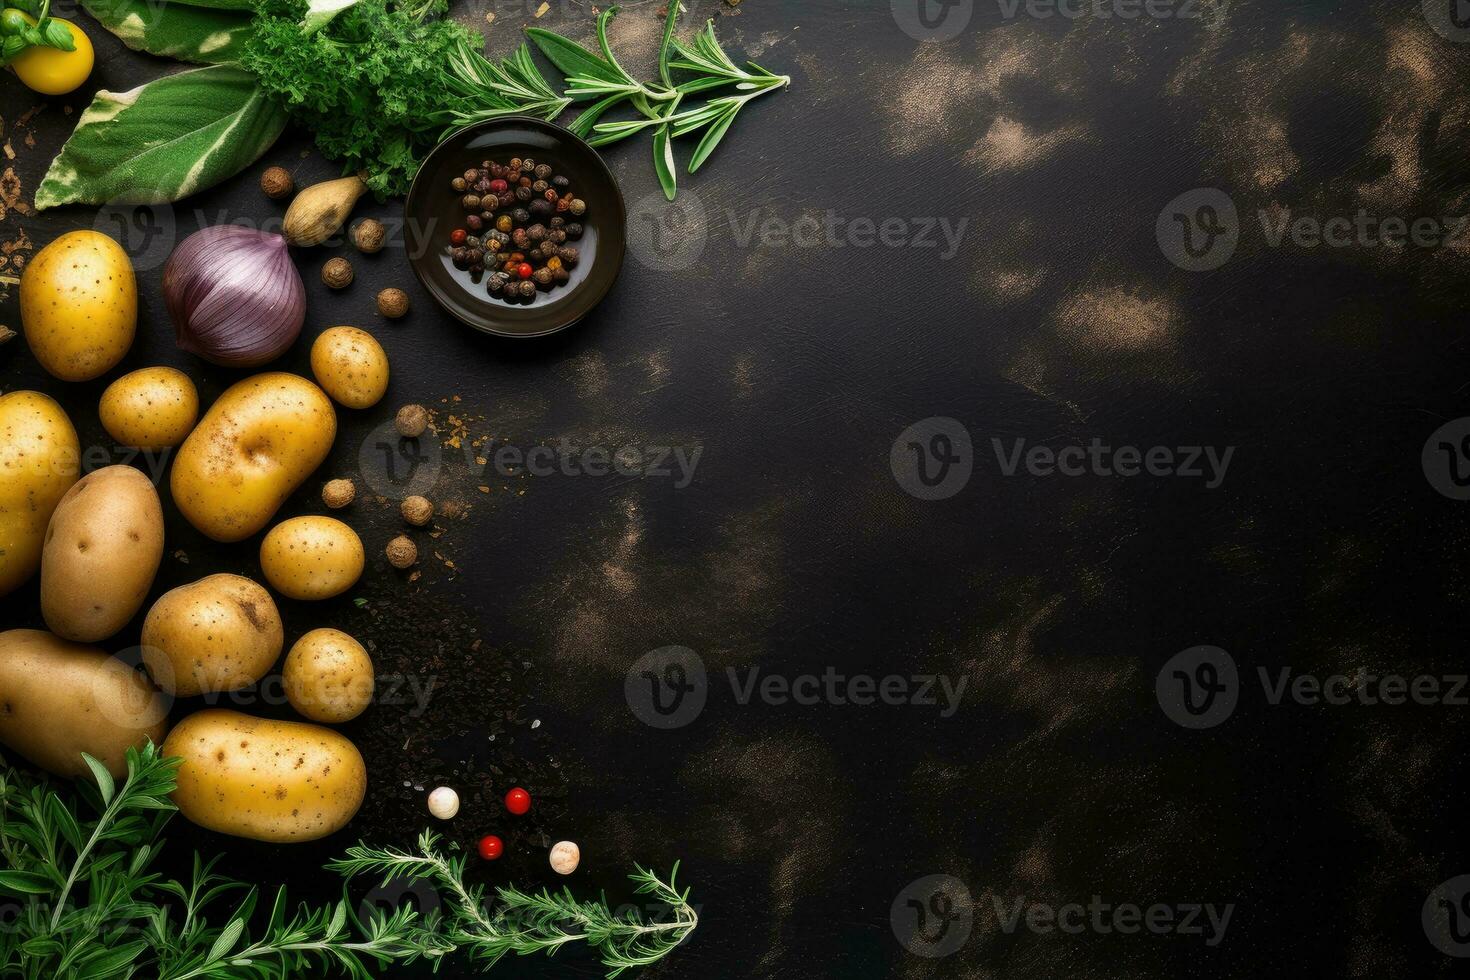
[330,831,699,978]
[0,0,77,66]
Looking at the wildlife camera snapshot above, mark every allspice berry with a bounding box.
[322,479,356,509]
[322,257,354,289]
[261,166,294,199]
[395,403,429,438]
[401,495,434,526]
[352,218,386,254]
[386,535,418,569]
[377,287,410,319]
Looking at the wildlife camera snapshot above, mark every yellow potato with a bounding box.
[141,574,283,696]
[310,326,389,409]
[41,465,164,642]
[163,708,366,843]
[258,516,363,600]
[0,629,168,778]
[20,230,137,381]
[170,373,336,542]
[283,628,374,723]
[99,367,199,450]
[0,391,80,597]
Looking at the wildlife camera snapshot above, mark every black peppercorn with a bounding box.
[462,193,481,211]
[528,200,551,219]
[466,215,483,232]
[527,223,547,242]
[451,247,469,268]
[550,229,567,244]
[533,267,554,288]
[498,191,515,208]
[488,271,510,295]
[565,223,583,240]
[480,159,493,170]
[534,163,553,181]
[520,158,536,173]
[552,175,570,189]
[488,230,509,248]
[532,179,549,194]
[515,185,533,202]
[511,208,530,224]
[463,168,480,182]
[518,175,533,188]
[518,280,536,298]
[560,246,579,268]
[512,228,530,249]
[451,177,467,192]
[469,262,484,275]
[550,216,565,229]
[553,268,570,285]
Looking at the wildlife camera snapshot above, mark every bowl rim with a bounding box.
[403,115,627,339]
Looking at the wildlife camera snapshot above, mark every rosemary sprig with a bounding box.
[329,830,700,978]
[432,35,573,136]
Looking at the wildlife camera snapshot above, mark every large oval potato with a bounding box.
[41,465,164,642]
[170,373,336,542]
[141,574,283,696]
[0,391,79,597]
[259,516,364,600]
[0,629,168,778]
[163,709,367,843]
[20,230,137,381]
[99,367,199,450]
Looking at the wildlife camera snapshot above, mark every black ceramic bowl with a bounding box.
[404,117,627,338]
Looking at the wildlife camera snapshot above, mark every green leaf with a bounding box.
[653,121,676,201]
[163,0,254,9]
[82,754,114,805]
[568,93,628,137]
[74,940,148,980]
[0,871,56,895]
[82,0,254,64]
[302,0,360,33]
[207,916,245,961]
[525,26,622,88]
[688,107,735,173]
[657,1,681,87]
[36,64,287,209]
[40,19,75,50]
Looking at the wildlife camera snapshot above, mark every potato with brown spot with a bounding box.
[99,367,198,450]
[0,391,79,597]
[0,629,168,778]
[141,574,284,696]
[41,465,164,643]
[259,516,364,600]
[20,230,137,381]
[283,628,374,723]
[163,709,366,843]
[170,373,336,542]
[310,326,388,409]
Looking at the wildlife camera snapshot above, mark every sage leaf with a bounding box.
[36,65,287,209]
[302,0,360,34]
[165,0,254,9]
[82,0,254,64]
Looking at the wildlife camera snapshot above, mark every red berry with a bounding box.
[489,179,509,194]
[450,228,467,246]
[505,787,531,815]
[478,835,504,860]
[516,263,533,280]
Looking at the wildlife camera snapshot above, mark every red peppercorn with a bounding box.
[505,787,531,815]
[515,263,533,281]
[489,179,509,194]
[478,835,504,860]
[450,228,468,246]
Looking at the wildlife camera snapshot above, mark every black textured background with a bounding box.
[5,0,1470,977]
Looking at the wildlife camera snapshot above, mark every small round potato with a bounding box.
[163,708,367,842]
[20,230,137,381]
[283,628,374,723]
[310,326,388,409]
[41,465,164,642]
[259,516,364,600]
[141,574,284,696]
[99,367,199,450]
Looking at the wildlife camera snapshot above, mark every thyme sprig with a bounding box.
[442,3,790,200]
[329,831,699,978]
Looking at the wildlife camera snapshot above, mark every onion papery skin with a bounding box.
[163,226,306,368]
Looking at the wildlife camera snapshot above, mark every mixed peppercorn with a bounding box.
[447,157,586,303]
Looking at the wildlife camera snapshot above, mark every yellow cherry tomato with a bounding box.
[9,14,92,96]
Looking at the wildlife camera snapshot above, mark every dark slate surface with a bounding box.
[4,0,1470,976]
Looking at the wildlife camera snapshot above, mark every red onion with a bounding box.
[163,226,305,367]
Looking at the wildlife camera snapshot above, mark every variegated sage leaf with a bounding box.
[82,0,255,64]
